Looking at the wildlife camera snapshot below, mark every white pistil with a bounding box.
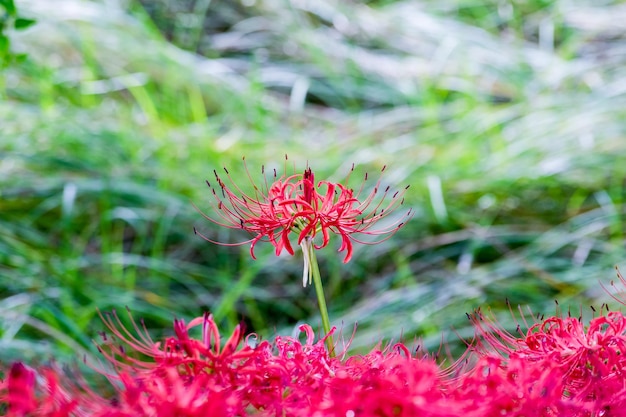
[300,237,313,287]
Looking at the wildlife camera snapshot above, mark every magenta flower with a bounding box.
[4,307,626,416]
[453,355,583,416]
[467,307,626,415]
[194,157,412,285]
[6,363,37,416]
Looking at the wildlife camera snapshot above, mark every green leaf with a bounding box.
[0,0,16,15]
[14,17,36,30]
[0,34,9,55]
[13,52,27,63]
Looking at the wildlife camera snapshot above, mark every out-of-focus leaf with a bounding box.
[0,35,9,56]
[0,0,16,15]
[14,17,36,30]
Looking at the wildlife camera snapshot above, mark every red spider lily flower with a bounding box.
[194,156,412,285]
[5,308,626,416]
[467,307,626,415]
[95,309,258,376]
[453,355,585,417]
[7,362,37,416]
[0,362,93,417]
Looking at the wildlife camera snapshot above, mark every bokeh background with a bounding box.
[2,0,626,365]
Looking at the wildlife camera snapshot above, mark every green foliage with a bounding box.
[0,0,35,67]
[2,0,626,362]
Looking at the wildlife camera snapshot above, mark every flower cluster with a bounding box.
[195,157,412,267]
[2,306,626,416]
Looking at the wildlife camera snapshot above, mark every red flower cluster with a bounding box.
[2,307,626,416]
[195,157,412,264]
[467,307,626,416]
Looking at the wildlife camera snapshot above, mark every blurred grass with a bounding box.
[1,0,626,362]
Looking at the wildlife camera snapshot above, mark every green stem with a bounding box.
[307,243,335,357]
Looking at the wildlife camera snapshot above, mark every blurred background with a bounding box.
[2,0,626,364]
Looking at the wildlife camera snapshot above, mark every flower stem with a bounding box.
[307,243,335,357]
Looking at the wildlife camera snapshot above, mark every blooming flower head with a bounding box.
[467,305,626,415]
[194,156,412,284]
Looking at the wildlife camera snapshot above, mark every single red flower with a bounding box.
[194,157,412,284]
[96,309,257,376]
[7,362,37,416]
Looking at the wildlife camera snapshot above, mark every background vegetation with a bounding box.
[2,0,626,364]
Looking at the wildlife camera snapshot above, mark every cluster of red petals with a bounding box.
[466,307,626,416]
[195,158,412,263]
[2,308,626,416]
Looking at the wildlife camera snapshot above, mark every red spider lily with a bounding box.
[4,308,626,416]
[467,306,626,415]
[1,362,95,416]
[94,312,456,416]
[95,309,258,376]
[194,157,412,270]
[7,363,37,416]
[453,355,585,417]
